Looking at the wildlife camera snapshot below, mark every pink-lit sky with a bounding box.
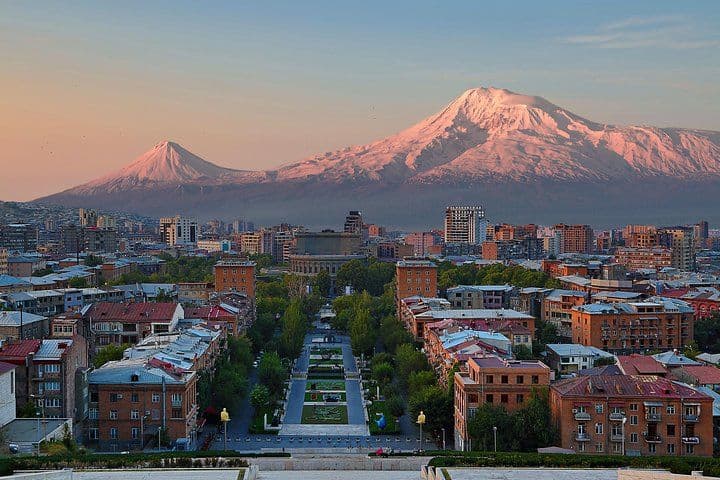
[1,1,719,201]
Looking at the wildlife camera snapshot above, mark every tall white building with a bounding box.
[443,206,486,244]
[159,216,198,245]
[0,362,16,427]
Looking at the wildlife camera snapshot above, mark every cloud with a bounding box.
[562,14,720,50]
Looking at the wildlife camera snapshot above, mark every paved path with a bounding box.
[445,468,621,480]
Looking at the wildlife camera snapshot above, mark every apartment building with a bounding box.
[0,248,8,275]
[615,247,672,272]
[395,259,438,309]
[570,297,694,353]
[159,216,198,246]
[444,206,486,245]
[213,259,255,299]
[0,311,49,342]
[454,356,551,451]
[550,374,713,456]
[545,343,615,375]
[87,357,198,451]
[446,285,516,310]
[541,289,588,338]
[554,224,594,254]
[660,227,695,271]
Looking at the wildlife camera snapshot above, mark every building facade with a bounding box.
[444,206,486,245]
[159,216,198,246]
[213,260,255,299]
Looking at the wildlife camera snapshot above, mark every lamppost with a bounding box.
[416,410,426,452]
[35,411,41,457]
[140,412,149,451]
[220,407,231,451]
[621,417,627,456]
[493,426,498,452]
[441,427,446,450]
[30,394,46,455]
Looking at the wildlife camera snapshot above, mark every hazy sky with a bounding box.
[1,1,719,201]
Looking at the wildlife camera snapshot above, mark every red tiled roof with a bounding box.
[677,365,720,385]
[0,339,42,360]
[85,302,179,323]
[551,374,709,400]
[617,354,668,376]
[184,305,234,319]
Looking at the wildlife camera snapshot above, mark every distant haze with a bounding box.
[1,1,719,201]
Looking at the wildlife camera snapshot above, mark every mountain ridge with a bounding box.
[36,86,720,226]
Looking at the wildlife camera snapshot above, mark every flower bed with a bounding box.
[306,379,346,391]
[304,391,347,402]
[301,404,349,424]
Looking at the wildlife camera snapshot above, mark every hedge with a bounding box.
[424,451,720,477]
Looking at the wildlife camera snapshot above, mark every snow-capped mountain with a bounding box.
[37,87,720,227]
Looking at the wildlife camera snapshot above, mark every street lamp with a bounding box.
[621,417,627,456]
[35,411,41,457]
[140,412,149,451]
[220,407,231,451]
[441,427,446,450]
[493,426,498,452]
[416,411,426,452]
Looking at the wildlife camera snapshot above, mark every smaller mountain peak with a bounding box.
[154,140,180,150]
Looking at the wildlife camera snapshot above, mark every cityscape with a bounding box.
[2,1,720,479]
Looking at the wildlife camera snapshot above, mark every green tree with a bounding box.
[68,276,88,288]
[349,307,375,356]
[17,402,38,418]
[93,343,132,368]
[371,362,394,389]
[212,362,248,409]
[258,351,286,398]
[314,270,331,297]
[228,335,254,369]
[694,314,720,353]
[407,385,453,439]
[387,395,405,418]
[594,356,617,366]
[395,343,429,390]
[467,403,514,451]
[512,387,557,451]
[379,315,414,354]
[250,384,271,409]
[408,370,436,393]
[512,344,533,360]
[84,254,104,267]
[155,288,173,303]
[279,300,307,359]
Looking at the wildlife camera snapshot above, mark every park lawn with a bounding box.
[309,358,344,366]
[367,400,401,435]
[304,391,347,402]
[249,405,279,435]
[301,404,349,424]
[311,347,342,355]
[306,379,346,391]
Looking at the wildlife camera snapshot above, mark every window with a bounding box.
[629,403,638,411]
[110,410,118,420]
[630,415,638,425]
[595,443,604,453]
[667,424,675,436]
[131,427,139,439]
[630,433,638,443]
[110,393,119,403]
[152,393,160,403]
[45,398,60,408]
[501,375,508,384]
[531,375,539,384]
[667,404,676,415]
[89,428,98,440]
[516,394,524,404]
[110,428,118,439]
[485,394,493,403]
[44,364,60,373]
[171,393,182,405]
[171,408,182,419]
[595,404,604,414]
[595,423,603,435]
[516,375,524,384]
[667,444,675,454]
[131,393,139,403]
[578,442,585,452]
[649,444,656,454]
[131,410,139,420]
[486,375,494,384]
[89,408,98,420]
[685,444,694,454]
[501,394,508,404]
[44,381,60,391]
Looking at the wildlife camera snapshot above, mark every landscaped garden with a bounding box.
[307,365,344,378]
[304,391,347,402]
[306,379,345,391]
[301,404,349,424]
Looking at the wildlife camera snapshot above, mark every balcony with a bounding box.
[645,413,661,422]
[575,433,591,442]
[171,399,182,407]
[682,437,700,445]
[644,434,662,443]
[610,433,625,442]
[609,413,625,421]
[574,412,591,421]
[683,414,699,423]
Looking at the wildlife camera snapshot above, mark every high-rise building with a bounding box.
[553,224,593,254]
[79,208,98,227]
[96,215,115,229]
[343,211,364,236]
[444,206,486,245]
[0,224,37,252]
[659,227,695,271]
[60,224,84,255]
[159,216,198,245]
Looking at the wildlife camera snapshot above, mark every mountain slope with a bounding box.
[36,87,720,226]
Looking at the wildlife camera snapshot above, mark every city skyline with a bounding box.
[2,1,720,200]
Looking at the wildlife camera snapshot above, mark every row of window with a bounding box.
[577,404,691,415]
[107,392,182,404]
[96,407,185,422]
[577,440,694,455]
[485,374,540,385]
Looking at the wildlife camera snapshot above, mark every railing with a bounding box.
[574,412,591,421]
[645,413,661,422]
[682,436,700,445]
[644,434,662,443]
[575,433,591,442]
[171,399,182,407]
[683,414,699,423]
[610,433,625,442]
[609,413,625,421]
